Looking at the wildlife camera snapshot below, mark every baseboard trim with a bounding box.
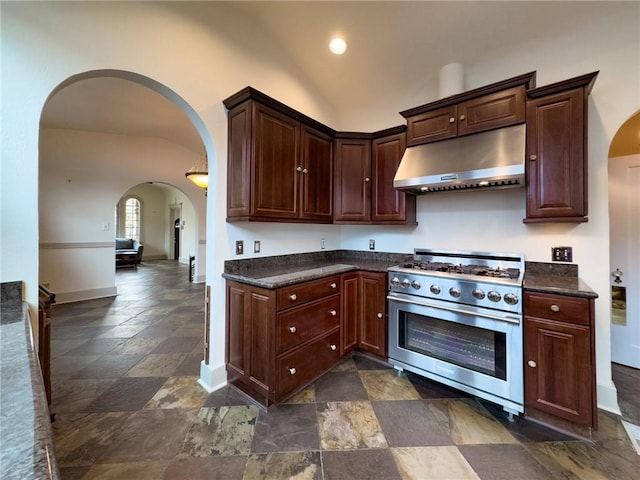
[597,382,622,415]
[55,286,117,304]
[198,361,227,393]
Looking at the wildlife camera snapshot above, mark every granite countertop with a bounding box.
[0,282,60,480]
[223,250,412,289]
[523,262,598,299]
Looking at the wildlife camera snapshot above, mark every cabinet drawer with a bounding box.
[524,291,590,325]
[276,328,341,398]
[277,276,341,310]
[277,295,340,353]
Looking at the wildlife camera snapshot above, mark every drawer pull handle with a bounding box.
[296,166,303,172]
[377,312,383,319]
[329,310,337,316]
[550,304,560,312]
[289,367,297,375]
[529,154,537,161]
[330,344,337,351]
[527,360,537,368]
[330,282,337,289]
[289,326,297,333]
[289,294,297,301]
[449,117,455,123]
[365,177,370,183]
[459,114,466,121]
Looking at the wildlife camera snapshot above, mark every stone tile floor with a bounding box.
[50,260,639,479]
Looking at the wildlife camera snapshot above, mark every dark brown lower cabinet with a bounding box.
[359,272,388,357]
[340,272,388,358]
[523,291,596,428]
[227,271,389,406]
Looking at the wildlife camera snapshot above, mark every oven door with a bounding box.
[387,293,523,413]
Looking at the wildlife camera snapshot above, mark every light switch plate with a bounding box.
[236,240,244,255]
[369,239,375,250]
[254,240,260,253]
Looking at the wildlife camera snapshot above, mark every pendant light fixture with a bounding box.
[185,153,208,189]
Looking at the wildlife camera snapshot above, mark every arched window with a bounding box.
[124,197,141,241]
[116,196,142,241]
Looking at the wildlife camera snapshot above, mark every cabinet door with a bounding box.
[226,281,275,403]
[457,86,525,136]
[300,125,333,221]
[372,132,415,223]
[334,138,372,222]
[406,106,457,146]
[524,317,593,426]
[227,103,252,218]
[252,103,300,219]
[359,272,387,357]
[341,272,360,355]
[525,89,586,222]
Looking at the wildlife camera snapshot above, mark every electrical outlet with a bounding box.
[254,240,260,253]
[321,238,326,250]
[369,239,375,250]
[235,240,244,255]
[552,246,572,262]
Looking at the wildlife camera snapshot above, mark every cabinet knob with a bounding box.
[296,166,303,172]
[302,168,308,174]
[529,154,537,161]
[330,282,337,289]
[289,294,297,301]
[364,177,370,183]
[289,367,297,375]
[377,312,383,319]
[459,114,466,121]
[329,310,337,316]
[449,117,455,123]
[550,304,560,312]
[289,326,297,333]
[527,360,537,368]
[330,344,337,351]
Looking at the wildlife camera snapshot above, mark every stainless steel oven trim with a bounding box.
[387,294,521,324]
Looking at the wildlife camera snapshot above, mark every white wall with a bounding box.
[2,1,638,412]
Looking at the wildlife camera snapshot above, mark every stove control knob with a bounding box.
[411,280,421,290]
[472,288,486,300]
[504,293,519,305]
[390,277,401,286]
[449,287,461,298]
[430,285,441,295]
[401,279,411,289]
[488,291,502,302]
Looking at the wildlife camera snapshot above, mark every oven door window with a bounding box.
[399,311,506,380]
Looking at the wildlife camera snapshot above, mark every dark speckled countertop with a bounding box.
[0,281,60,480]
[223,250,412,289]
[523,262,598,299]
[225,253,599,300]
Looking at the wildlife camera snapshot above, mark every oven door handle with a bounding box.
[387,295,521,325]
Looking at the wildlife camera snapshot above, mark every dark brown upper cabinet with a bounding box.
[224,87,335,223]
[401,72,535,146]
[334,127,416,225]
[524,72,598,223]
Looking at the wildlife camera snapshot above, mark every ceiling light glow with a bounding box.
[329,37,347,55]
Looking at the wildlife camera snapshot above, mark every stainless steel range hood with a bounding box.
[394,124,526,194]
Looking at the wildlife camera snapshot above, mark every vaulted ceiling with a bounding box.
[39,1,637,155]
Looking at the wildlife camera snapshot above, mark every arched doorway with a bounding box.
[39,70,210,303]
[608,111,640,438]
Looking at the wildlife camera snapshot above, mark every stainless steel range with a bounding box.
[387,248,524,415]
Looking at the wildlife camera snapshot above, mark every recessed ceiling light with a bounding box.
[329,37,347,55]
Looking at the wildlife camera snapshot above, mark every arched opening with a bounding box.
[608,110,640,439]
[38,69,211,302]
